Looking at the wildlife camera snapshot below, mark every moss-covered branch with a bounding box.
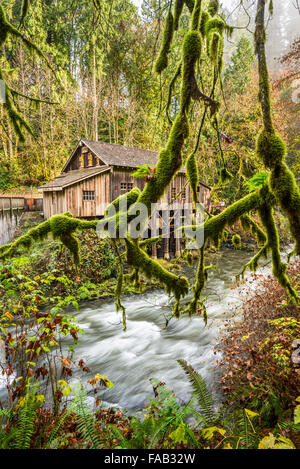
[181,186,275,248]
[255,0,300,256]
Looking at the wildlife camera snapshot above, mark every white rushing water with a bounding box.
[0,249,274,410]
[64,249,265,412]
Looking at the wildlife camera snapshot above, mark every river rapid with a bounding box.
[65,249,264,412]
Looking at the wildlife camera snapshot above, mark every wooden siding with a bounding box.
[111,169,211,208]
[43,172,110,219]
[43,168,210,219]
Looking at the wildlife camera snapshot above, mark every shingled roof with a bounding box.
[39,165,110,191]
[40,139,211,191]
[80,139,159,169]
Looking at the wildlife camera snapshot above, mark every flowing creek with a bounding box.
[0,249,273,410]
[64,249,268,412]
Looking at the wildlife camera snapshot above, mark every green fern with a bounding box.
[44,408,72,449]
[177,359,216,426]
[13,385,37,449]
[71,385,102,449]
[243,171,269,193]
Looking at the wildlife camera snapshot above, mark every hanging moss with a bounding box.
[219,167,233,185]
[258,202,299,303]
[255,1,300,259]
[125,238,189,301]
[20,0,30,25]
[204,18,225,36]
[256,131,286,169]
[232,234,241,249]
[115,265,124,307]
[191,0,202,31]
[268,0,274,16]
[181,186,275,248]
[174,0,185,30]
[181,31,202,111]
[60,233,81,268]
[184,0,195,13]
[255,130,300,254]
[186,152,199,207]
[240,214,266,246]
[154,11,174,74]
[200,11,210,37]
[1,76,34,143]
[240,242,269,278]
[207,0,219,16]
[184,247,212,322]
[185,252,193,267]
[269,163,300,255]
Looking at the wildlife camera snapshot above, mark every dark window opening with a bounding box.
[121,182,134,192]
[83,190,95,201]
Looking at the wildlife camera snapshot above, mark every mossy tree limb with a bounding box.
[255,0,300,256]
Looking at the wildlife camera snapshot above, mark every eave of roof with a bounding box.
[39,165,110,191]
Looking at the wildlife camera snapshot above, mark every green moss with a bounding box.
[115,265,124,305]
[269,162,300,255]
[60,233,80,268]
[240,214,266,246]
[185,252,193,267]
[181,186,275,248]
[125,238,189,301]
[191,0,202,31]
[181,31,202,111]
[256,131,286,169]
[208,0,219,16]
[186,152,199,206]
[184,247,211,322]
[240,242,269,277]
[204,18,225,36]
[219,167,233,184]
[200,11,210,37]
[207,0,220,16]
[258,203,299,303]
[0,5,9,46]
[256,128,300,255]
[104,187,141,217]
[268,0,274,16]
[174,0,185,30]
[154,11,174,74]
[232,234,241,249]
[49,214,79,238]
[184,0,195,13]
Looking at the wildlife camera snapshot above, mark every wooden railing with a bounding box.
[0,197,43,213]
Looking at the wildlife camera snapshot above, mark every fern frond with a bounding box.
[71,386,102,449]
[14,387,37,449]
[177,359,215,426]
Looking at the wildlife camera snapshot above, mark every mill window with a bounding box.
[83,190,95,201]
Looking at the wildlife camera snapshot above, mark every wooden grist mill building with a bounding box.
[39,138,211,258]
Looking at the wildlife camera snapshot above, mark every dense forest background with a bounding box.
[0,0,299,203]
